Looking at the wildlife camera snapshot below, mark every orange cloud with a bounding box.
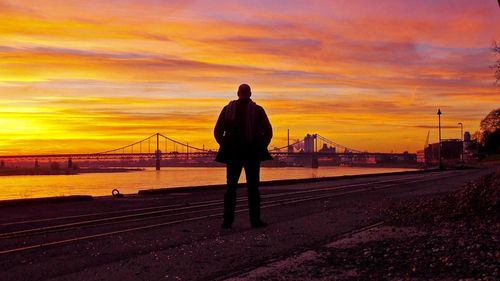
[0,0,498,154]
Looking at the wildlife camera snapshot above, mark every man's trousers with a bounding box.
[223,159,261,224]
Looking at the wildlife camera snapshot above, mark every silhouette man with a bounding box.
[214,84,273,229]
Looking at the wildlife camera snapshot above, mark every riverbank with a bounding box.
[137,168,433,195]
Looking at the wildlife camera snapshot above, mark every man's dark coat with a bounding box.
[214,98,273,163]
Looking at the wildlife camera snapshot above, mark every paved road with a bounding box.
[0,167,495,281]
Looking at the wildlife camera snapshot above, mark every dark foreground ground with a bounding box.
[0,165,498,281]
[233,169,499,281]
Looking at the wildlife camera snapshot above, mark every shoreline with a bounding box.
[0,167,144,176]
[0,164,420,177]
[0,168,438,207]
[137,167,433,195]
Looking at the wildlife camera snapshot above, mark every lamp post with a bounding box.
[437,109,442,170]
[458,122,463,140]
[458,122,464,164]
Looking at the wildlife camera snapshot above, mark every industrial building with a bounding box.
[422,139,462,167]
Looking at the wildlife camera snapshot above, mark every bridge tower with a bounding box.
[155,133,161,170]
[311,134,319,168]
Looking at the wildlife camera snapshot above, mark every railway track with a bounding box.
[0,170,466,255]
[0,172,448,231]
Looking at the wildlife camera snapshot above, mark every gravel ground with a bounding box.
[2,168,497,281]
[234,169,499,281]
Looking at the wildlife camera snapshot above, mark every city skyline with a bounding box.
[1,0,499,154]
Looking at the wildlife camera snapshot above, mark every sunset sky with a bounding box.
[1,0,499,154]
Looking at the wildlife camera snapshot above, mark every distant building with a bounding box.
[304,134,315,153]
[397,151,416,162]
[416,149,425,163]
[350,154,377,164]
[462,131,479,161]
[464,131,471,142]
[319,144,336,153]
[376,151,416,164]
[424,139,463,165]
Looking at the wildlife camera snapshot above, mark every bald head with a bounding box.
[237,84,251,98]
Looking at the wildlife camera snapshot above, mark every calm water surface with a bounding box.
[0,167,417,200]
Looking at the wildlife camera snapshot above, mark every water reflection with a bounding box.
[0,167,416,200]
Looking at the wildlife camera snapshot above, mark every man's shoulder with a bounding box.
[254,103,265,112]
[253,104,269,119]
[222,100,237,110]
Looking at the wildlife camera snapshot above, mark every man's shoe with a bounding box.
[251,220,268,228]
[221,221,232,229]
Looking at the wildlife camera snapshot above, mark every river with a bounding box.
[0,166,417,200]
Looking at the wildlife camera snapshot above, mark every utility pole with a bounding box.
[437,109,442,170]
[458,122,463,141]
[458,122,464,164]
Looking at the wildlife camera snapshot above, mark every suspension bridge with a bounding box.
[0,133,414,169]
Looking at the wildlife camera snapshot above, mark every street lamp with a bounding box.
[437,109,442,170]
[458,122,464,164]
[458,122,463,141]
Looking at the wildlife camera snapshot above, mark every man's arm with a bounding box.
[214,107,226,145]
[259,107,273,146]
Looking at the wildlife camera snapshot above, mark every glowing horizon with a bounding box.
[1,0,499,154]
